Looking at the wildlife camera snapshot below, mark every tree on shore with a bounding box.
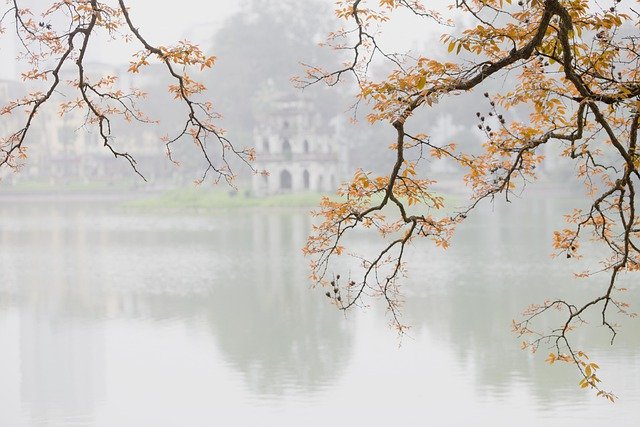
[205,0,341,138]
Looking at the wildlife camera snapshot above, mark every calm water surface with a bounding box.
[0,194,638,426]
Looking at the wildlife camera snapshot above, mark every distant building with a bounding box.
[0,68,177,184]
[2,76,347,188]
[251,94,342,196]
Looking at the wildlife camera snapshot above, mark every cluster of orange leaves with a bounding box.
[303,0,640,399]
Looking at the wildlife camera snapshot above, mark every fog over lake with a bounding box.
[0,195,637,426]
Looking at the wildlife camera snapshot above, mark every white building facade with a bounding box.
[252,95,341,196]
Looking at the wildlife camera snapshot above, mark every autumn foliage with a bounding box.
[300,0,639,400]
[0,0,254,183]
[1,0,639,400]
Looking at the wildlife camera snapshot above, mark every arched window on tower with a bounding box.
[282,138,291,154]
[262,137,270,154]
[303,139,309,154]
[303,170,310,190]
[317,175,324,192]
[280,169,292,191]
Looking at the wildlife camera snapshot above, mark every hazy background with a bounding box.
[1,0,559,189]
[0,1,638,426]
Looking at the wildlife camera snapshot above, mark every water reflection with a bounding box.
[206,213,352,395]
[1,203,106,426]
[0,196,638,426]
[0,201,353,426]
[399,197,640,410]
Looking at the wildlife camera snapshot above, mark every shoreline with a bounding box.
[0,188,161,203]
[0,178,584,208]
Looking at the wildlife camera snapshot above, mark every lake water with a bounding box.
[0,194,638,426]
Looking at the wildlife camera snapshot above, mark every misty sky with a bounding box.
[0,0,454,81]
[0,0,240,80]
